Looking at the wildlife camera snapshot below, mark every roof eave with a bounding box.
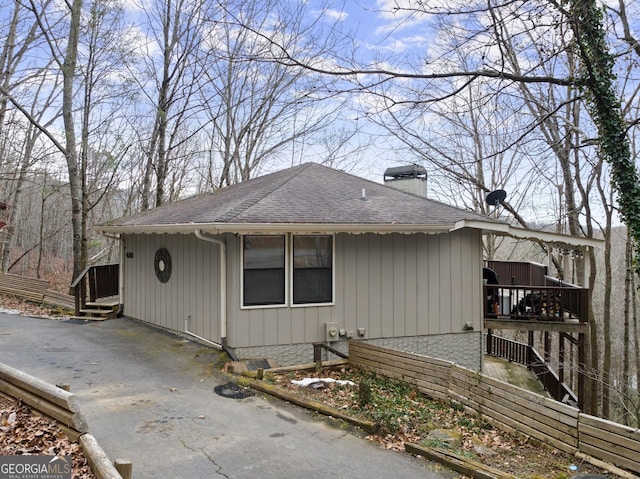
[96,222,456,236]
[452,219,602,249]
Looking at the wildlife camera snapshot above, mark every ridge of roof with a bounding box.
[216,163,311,222]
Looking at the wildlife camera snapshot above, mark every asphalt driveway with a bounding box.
[0,313,453,478]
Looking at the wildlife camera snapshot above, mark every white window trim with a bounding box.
[240,233,335,309]
[240,234,288,310]
[290,234,335,308]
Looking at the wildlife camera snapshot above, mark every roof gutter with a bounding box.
[96,223,454,236]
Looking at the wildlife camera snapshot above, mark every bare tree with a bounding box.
[197,0,349,189]
[253,0,636,253]
[133,0,210,209]
[1,75,61,272]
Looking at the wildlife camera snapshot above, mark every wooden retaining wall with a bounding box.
[448,366,579,454]
[0,273,49,303]
[579,414,640,472]
[349,341,453,401]
[348,341,640,474]
[0,272,75,310]
[0,362,88,439]
[0,362,125,479]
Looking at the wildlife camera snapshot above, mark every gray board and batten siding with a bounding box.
[121,227,484,369]
[123,233,222,344]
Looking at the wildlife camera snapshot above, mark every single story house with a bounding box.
[97,162,598,368]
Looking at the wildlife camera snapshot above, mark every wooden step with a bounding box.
[85,297,119,307]
[80,308,113,315]
[82,306,116,312]
[69,315,110,322]
[79,309,116,319]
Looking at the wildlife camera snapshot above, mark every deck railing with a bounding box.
[484,284,588,322]
[71,264,119,315]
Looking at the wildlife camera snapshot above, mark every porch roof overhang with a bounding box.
[451,219,602,249]
[97,219,602,248]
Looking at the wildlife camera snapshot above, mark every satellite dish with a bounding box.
[486,190,507,206]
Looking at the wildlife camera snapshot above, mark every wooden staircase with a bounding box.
[0,266,121,321]
[71,264,120,321]
[72,297,120,321]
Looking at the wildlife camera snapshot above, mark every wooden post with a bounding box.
[578,332,585,410]
[114,459,132,479]
[558,333,565,400]
[544,331,551,363]
[313,343,322,373]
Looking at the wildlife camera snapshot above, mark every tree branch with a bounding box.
[0,85,67,154]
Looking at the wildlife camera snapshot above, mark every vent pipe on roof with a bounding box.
[383,165,428,197]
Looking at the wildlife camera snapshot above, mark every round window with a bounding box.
[154,248,172,283]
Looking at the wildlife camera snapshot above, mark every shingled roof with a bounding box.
[99,163,501,235]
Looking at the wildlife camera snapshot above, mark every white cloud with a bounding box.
[313,8,348,22]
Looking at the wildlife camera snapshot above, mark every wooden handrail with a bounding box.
[70,265,92,289]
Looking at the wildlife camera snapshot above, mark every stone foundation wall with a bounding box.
[233,331,482,371]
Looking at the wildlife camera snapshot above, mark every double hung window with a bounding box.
[292,235,332,304]
[242,234,333,307]
[242,235,286,306]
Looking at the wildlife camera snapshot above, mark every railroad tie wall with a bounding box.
[348,341,640,474]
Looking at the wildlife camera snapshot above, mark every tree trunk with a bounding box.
[63,0,84,282]
[633,260,640,427]
[585,245,598,415]
[35,171,47,278]
[570,0,640,276]
[0,0,20,134]
[601,207,613,419]
[622,229,632,425]
[1,126,38,271]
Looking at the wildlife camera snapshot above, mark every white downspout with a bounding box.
[194,230,227,343]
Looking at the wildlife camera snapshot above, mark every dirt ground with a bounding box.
[0,294,65,318]
[268,367,617,479]
[0,395,96,478]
